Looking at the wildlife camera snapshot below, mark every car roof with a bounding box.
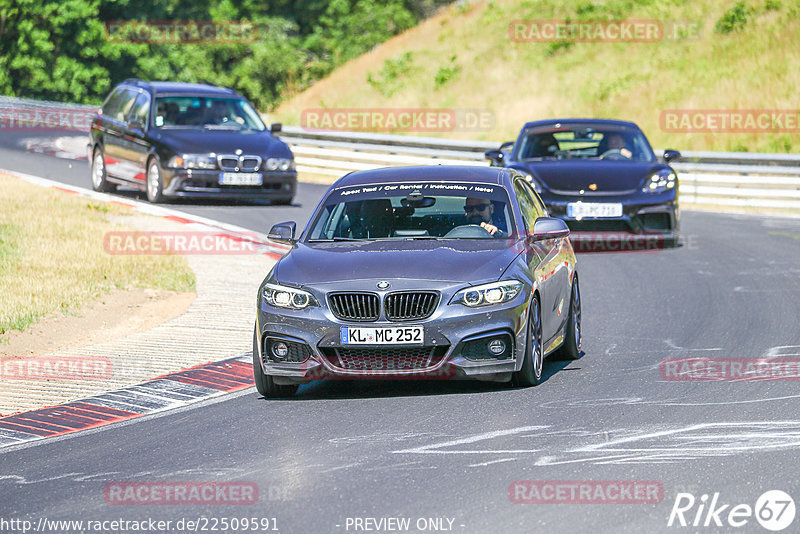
[120,80,239,97]
[521,118,641,130]
[333,165,511,188]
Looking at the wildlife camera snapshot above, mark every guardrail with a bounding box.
[280,126,800,212]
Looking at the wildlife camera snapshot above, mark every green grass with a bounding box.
[275,0,800,152]
[0,173,195,338]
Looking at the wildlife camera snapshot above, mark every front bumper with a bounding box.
[162,168,297,200]
[255,282,532,384]
[541,192,678,235]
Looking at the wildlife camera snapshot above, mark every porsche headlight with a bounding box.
[265,158,296,172]
[262,283,318,310]
[643,171,676,193]
[451,280,523,307]
[168,154,218,169]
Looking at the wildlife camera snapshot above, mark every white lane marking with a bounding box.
[537,421,800,466]
[0,473,82,484]
[392,425,546,455]
[389,422,800,467]
[329,432,444,444]
[766,345,800,357]
[467,458,517,468]
[319,462,363,474]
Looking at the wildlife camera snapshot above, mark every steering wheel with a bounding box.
[443,224,494,238]
[599,148,630,160]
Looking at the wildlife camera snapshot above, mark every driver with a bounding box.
[464,197,507,237]
[605,133,632,159]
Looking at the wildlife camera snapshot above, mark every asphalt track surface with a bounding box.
[2,132,800,533]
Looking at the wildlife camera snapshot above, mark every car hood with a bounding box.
[516,160,667,193]
[274,240,522,286]
[151,129,292,157]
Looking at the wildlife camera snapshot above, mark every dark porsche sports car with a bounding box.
[485,119,681,246]
[254,165,581,397]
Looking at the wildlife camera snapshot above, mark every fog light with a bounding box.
[272,341,288,360]
[488,339,506,355]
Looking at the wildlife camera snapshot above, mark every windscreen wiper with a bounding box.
[308,237,364,242]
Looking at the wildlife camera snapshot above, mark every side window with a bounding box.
[101,88,126,120]
[513,180,536,234]
[103,88,138,123]
[116,90,138,123]
[522,181,547,218]
[127,92,150,126]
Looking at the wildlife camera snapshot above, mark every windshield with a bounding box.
[515,123,655,162]
[307,182,515,240]
[153,96,266,130]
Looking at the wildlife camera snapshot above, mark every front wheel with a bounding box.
[513,296,543,387]
[91,147,116,192]
[555,276,581,360]
[146,158,165,203]
[252,327,298,398]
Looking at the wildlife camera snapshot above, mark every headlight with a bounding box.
[265,158,295,172]
[262,283,318,310]
[525,174,543,194]
[451,280,523,307]
[168,154,217,170]
[643,171,676,193]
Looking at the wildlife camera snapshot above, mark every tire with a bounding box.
[252,326,298,398]
[272,197,293,206]
[555,276,582,360]
[513,296,543,387]
[146,158,165,203]
[91,146,116,192]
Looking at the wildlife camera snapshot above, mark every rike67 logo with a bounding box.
[668,490,795,531]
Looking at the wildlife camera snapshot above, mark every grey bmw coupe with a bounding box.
[254,165,581,397]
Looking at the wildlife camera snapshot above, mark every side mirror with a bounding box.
[270,123,282,133]
[127,119,144,132]
[663,149,681,164]
[485,141,514,167]
[531,217,569,241]
[485,149,505,167]
[268,221,296,244]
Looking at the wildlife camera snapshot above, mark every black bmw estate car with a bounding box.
[89,80,296,204]
[486,119,681,246]
[254,165,581,398]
